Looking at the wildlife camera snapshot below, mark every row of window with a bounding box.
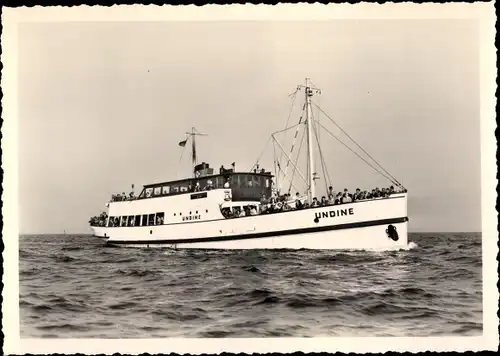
[107,210,211,227]
[139,174,271,199]
[108,213,165,227]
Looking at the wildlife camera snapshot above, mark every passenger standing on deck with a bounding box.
[295,192,304,210]
[342,189,352,203]
[205,180,213,191]
[328,186,335,202]
[250,206,258,216]
[353,188,361,201]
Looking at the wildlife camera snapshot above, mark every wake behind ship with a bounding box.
[89,79,409,250]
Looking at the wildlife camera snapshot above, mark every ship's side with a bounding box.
[104,189,408,250]
[90,226,108,238]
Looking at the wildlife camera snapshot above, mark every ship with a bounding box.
[89,79,409,250]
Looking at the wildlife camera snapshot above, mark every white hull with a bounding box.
[90,226,108,238]
[105,193,408,251]
[115,221,408,250]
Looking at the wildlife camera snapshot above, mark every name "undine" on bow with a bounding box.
[315,208,354,220]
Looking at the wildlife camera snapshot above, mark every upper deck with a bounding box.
[135,170,274,202]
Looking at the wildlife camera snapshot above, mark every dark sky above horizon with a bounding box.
[18,19,481,233]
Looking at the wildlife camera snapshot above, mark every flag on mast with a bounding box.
[179,139,187,147]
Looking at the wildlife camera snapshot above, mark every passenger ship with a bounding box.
[90,79,409,250]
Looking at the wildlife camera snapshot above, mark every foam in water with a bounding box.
[407,241,419,250]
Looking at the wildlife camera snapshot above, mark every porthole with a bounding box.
[174,213,176,216]
[206,209,208,213]
[190,211,192,215]
[196,210,198,214]
[180,212,182,216]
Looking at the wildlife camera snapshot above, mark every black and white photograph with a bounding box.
[1,2,498,354]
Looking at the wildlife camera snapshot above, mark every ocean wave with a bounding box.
[241,265,263,273]
[361,301,410,315]
[53,255,76,263]
[19,232,483,338]
[115,269,159,278]
[107,301,140,310]
[60,246,84,251]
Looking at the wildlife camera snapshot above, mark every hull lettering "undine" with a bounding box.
[182,215,201,222]
[314,208,354,221]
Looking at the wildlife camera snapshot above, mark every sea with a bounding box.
[19,232,482,338]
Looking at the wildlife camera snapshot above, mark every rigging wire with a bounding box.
[272,135,308,187]
[315,120,399,185]
[282,118,304,179]
[287,123,307,195]
[277,89,299,173]
[249,136,272,172]
[312,108,332,188]
[271,122,303,136]
[311,117,331,195]
[277,163,300,194]
[277,105,306,182]
[312,101,404,188]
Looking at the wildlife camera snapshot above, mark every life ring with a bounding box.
[385,224,399,241]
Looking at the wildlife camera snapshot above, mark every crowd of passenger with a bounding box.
[89,211,108,227]
[110,191,136,202]
[221,185,407,218]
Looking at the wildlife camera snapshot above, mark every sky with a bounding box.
[17,19,481,234]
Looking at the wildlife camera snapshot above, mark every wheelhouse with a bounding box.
[136,171,273,202]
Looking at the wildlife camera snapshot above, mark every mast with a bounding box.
[305,78,316,203]
[185,127,208,178]
[191,126,197,175]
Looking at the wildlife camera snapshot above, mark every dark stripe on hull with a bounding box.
[106,216,409,246]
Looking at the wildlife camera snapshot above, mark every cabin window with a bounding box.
[194,178,204,187]
[148,214,155,226]
[231,174,239,187]
[162,186,170,195]
[265,178,270,188]
[171,184,180,194]
[142,214,148,226]
[134,215,141,226]
[153,187,161,196]
[180,185,189,193]
[253,175,261,188]
[128,216,134,227]
[145,187,153,197]
[245,176,253,188]
[108,217,114,227]
[121,217,127,227]
[216,176,224,188]
[156,212,165,225]
[260,176,267,189]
